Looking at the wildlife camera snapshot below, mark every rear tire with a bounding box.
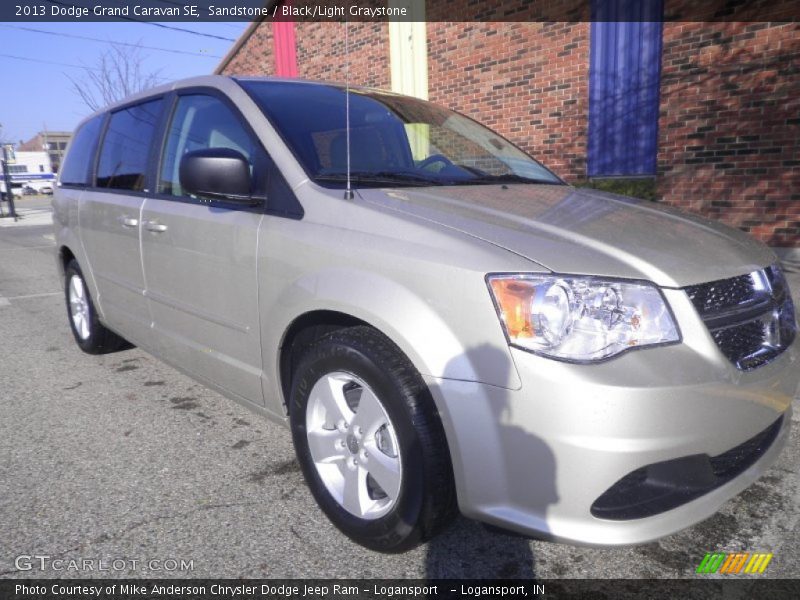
[289,326,456,552]
[64,259,130,354]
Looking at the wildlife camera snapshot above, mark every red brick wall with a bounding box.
[295,22,389,87]
[426,22,590,181]
[220,22,389,87]
[657,22,799,247]
[222,23,275,76]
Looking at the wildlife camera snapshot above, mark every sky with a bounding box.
[0,20,249,145]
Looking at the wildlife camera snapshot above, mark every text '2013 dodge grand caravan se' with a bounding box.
[54,76,798,552]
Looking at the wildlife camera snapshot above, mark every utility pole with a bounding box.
[43,123,50,171]
[1,143,18,220]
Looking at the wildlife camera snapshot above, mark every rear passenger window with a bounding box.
[59,115,104,186]
[159,94,257,197]
[96,99,163,191]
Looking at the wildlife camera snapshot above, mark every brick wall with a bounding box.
[220,22,389,87]
[222,23,275,76]
[658,22,800,247]
[426,22,589,181]
[295,22,390,87]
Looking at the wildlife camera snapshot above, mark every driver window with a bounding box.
[159,94,257,197]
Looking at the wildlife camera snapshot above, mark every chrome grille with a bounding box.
[685,273,756,314]
[685,265,796,371]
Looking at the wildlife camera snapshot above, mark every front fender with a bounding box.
[263,266,522,414]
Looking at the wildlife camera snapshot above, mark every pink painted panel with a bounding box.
[272,20,297,77]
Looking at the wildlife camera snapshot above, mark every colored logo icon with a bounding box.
[696,552,773,574]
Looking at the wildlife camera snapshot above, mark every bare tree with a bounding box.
[68,43,163,112]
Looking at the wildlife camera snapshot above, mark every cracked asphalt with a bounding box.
[1,199,798,579]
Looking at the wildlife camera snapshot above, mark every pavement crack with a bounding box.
[117,501,262,537]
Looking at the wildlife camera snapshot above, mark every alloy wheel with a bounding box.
[68,274,91,340]
[305,371,402,520]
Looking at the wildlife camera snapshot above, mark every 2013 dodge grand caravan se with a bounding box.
[54,76,798,552]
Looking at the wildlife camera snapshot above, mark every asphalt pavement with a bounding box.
[1,197,798,579]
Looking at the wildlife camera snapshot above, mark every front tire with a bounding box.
[64,259,130,354]
[289,326,456,552]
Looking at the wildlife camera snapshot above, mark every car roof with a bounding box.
[73,75,398,132]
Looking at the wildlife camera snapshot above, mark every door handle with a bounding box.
[145,220,168,233]
[120,216,139,228]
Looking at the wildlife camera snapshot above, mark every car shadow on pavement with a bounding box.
[425,517,538,578]
[424,344,558,579]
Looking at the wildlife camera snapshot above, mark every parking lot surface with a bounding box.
[1,201,798,579]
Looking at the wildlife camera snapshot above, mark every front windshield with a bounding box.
[239,80,562,187]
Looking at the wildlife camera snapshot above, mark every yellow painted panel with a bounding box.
[389,1,429,159]
[389,1,428,100]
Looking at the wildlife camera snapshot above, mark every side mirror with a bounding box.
[179,148,259,205]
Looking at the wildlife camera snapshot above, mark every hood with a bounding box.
[358,184,775,288]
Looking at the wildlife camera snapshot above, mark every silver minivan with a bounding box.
[54,76,798,552]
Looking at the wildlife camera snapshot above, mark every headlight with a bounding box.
[487,274,680,362]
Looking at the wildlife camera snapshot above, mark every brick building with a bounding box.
[216,1,799,253]
[18,131,72,173]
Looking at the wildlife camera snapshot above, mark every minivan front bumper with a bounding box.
[428,288,799,545]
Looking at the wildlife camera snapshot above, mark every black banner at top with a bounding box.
[3,0,800,23]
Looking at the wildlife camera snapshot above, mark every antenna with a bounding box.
[344,19,354,200]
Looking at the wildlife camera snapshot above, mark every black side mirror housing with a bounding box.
[179,148,259,205]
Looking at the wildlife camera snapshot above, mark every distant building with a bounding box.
[19,131,72,172]
[0,151,55,196]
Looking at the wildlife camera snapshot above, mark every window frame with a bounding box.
[58,113,107,189]
[151,87,271,214]
[92,95,168,196]
[60,85,303,220]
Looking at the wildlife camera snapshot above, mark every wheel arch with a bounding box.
[54,225,104,322]
[278,309,370,409]
[57,244,77,277]
[286,323,458,551]
[269,267,520,414]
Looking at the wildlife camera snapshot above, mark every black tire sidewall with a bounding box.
[64,260,101,352]
[289,336,428,553]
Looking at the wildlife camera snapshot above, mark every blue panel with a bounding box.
[588,0,663,177]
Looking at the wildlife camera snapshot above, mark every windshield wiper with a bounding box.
[315,171,444,187]
[450,173,562,185]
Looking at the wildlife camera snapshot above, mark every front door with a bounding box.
[140,92,265,405]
